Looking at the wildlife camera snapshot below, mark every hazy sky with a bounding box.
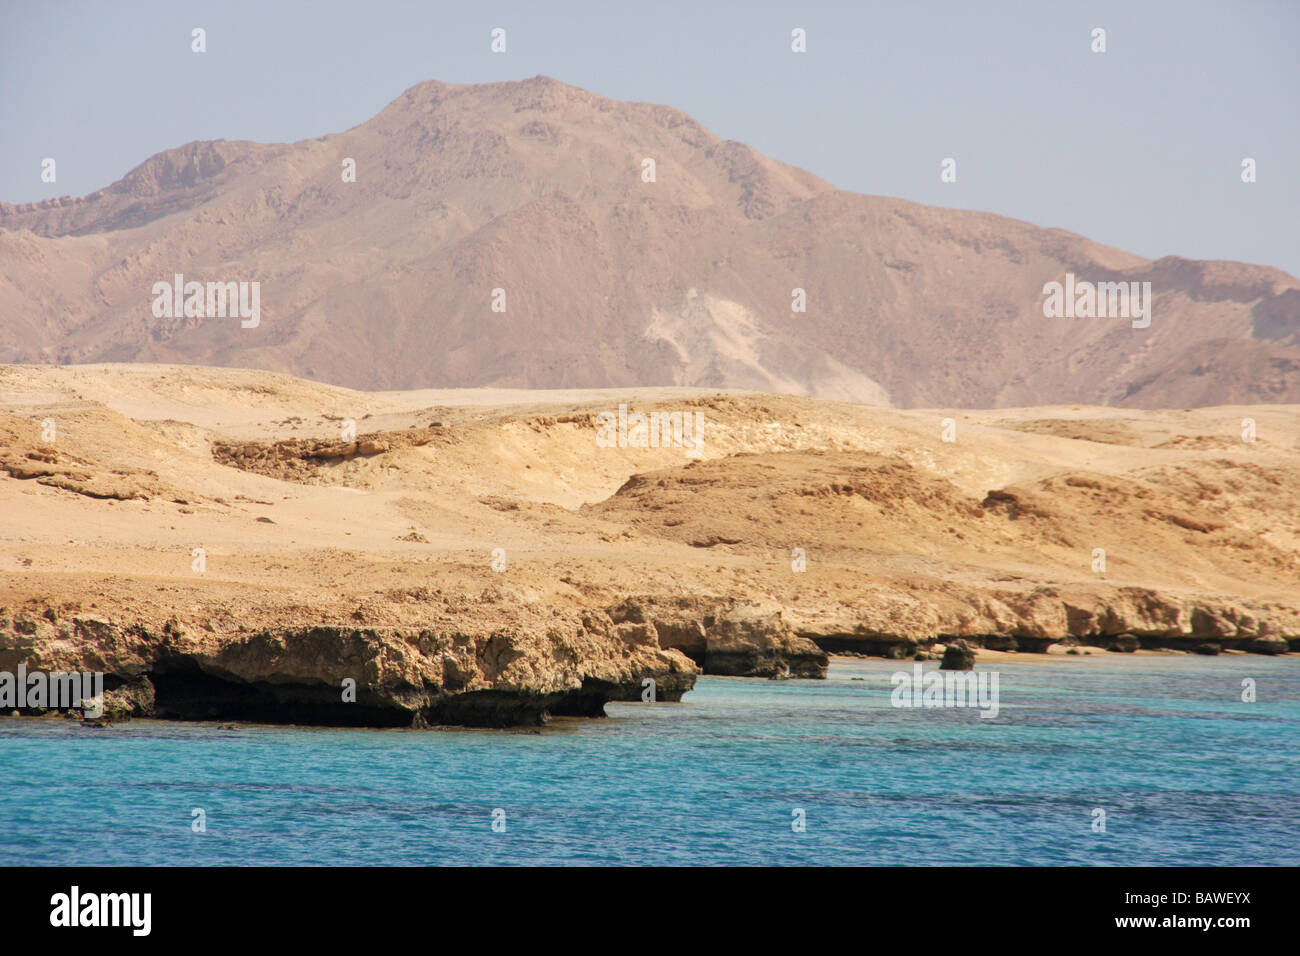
[2,0,1297,276]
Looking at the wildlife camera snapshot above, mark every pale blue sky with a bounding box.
[2,0,1297,275]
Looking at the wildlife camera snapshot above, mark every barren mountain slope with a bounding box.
[2,76,1297,406]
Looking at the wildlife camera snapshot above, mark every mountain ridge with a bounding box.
[2,74,1297,406]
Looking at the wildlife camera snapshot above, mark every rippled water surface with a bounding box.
[2,655,1297,865]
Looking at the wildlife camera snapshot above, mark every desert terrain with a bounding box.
[1,363,1295,725]
[2,76,1297,407]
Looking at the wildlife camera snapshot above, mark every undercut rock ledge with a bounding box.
[0,610,698,728]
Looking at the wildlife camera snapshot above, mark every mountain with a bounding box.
[2,75,1297,407]
[3,364,1297,724]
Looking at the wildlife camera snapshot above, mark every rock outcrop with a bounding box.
[0,605,698,728]
[609,598,828,678]
[939,640,976,671]
[788,590,1300,657]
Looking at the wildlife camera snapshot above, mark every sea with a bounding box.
[2,655,1297,866]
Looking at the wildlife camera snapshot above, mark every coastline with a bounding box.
[4,368,1299,730]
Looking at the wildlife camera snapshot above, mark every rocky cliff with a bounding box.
[0,605,697,727]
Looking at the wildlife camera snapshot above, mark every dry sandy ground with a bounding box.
[1,362,1297,664]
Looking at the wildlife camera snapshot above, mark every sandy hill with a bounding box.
[2,76,1297,407]
[1,364,1296,725]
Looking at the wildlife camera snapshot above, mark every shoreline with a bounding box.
[832,645,1295,663]
[830,647,1297,667]
[3,648,1293,734]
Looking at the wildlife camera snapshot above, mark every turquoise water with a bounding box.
[2,655,1297,866]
